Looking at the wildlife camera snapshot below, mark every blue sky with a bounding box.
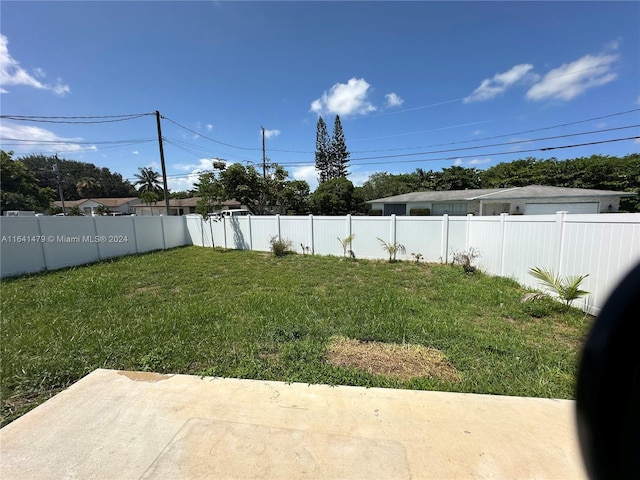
[1,1,639,193]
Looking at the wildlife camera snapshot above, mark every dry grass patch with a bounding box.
[325,336,460,382]
[125,286,160,297]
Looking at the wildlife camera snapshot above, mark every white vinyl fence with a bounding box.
[0,216,190,278]
[2,213,638,315]
[186,212,640,315]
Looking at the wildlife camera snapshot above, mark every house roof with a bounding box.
[53,197,140,208]
[367,185,636,204]
[131,198,243,209]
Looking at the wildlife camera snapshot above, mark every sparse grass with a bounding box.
[0,246,592,427]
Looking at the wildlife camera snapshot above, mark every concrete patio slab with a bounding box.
[0,369,587,479]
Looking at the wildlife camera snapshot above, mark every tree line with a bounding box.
[2,148,638,215]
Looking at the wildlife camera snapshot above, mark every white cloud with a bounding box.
[310,78,376,116]
[0,121,93,153]
[454,157,492,166]
[0,34,70,96]
[169,157,231,192]
[206,124,213,131]
[263,128,280,139]
[526,53,619,101]
[132,150,139,155]
[385,92,404,107]
[464,64,535,103]
[291,165,319,192]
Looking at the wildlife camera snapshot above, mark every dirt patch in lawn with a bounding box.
[325,336,460,382]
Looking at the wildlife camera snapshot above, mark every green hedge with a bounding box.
[409,208,431,216]
[368,209,383,216]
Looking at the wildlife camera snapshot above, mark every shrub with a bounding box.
[368,209,383,216]
[270,236,293,257]
[451,247,481,273]
[409,208,430,216]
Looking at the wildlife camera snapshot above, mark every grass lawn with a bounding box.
[1,246,592,427]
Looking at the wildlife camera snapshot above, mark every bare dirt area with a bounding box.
[324,336,460,382]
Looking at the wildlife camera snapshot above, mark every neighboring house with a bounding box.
[53,197,140,215]
[132,198,250,216]
[367,185,636,216]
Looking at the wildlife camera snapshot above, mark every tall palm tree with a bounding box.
[134,167,162,193]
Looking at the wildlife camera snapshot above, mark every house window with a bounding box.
[431,203,467,216]
[383,204,406,216]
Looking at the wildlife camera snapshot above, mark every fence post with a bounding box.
[35,215,49,271]
[223,217,228,249]
[466,213,473,250]
[248,215,253,251]
[555,211,568,275]
[441,214,449,263]
[92,215,101,260]
[309,214,314,254]
[499,213,508,276]
[276,214,281,241]
[390,214,397,245]
[346,214,352,238]
[161,216,167,250]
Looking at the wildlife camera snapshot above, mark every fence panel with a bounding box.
[501,215,558,283]
[0,217,48,276]
[396,217,443,262]
[467,216,503,273]
[133,217,166,252]
[245,216,278,252]
[312,216,349,257]
[559,214,640,312]
[280,216,312,254]
[94,217,137,259]
[162,216,190,249]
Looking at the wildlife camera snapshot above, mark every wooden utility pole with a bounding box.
[261,126,266,178]
[155,111,171,216]
[52,154,66,214]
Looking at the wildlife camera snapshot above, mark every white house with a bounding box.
[53,197,140,215]
[367,185,636,216]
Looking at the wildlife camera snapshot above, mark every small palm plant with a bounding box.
[528,266,589,309]
[377,237,406,263]
[337,234,356,259]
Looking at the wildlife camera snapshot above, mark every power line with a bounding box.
[0,113,154,124]
[276,136,639,168]
[341,124,640,162]
[160,115,261,151]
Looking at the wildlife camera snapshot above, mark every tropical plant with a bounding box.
[377,237,406,263]
[134,167,162,193]
[140,191,160,216]
[528,267,590,309]
[338,234,356,259]
[67,205,83,216]
[411,252,424,264]
[94,204,110,216]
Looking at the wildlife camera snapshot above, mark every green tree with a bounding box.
[194,161,227,217]
[329,115,349,179]
[315,116,331,183]
[280,180,310,214]
[0,151,55,213]
[139,191,160,215]
[20,154,137,199]
[76,177,103,198]
[309,177,360,215]
[437,166,482,190]
[134,167,163,194]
